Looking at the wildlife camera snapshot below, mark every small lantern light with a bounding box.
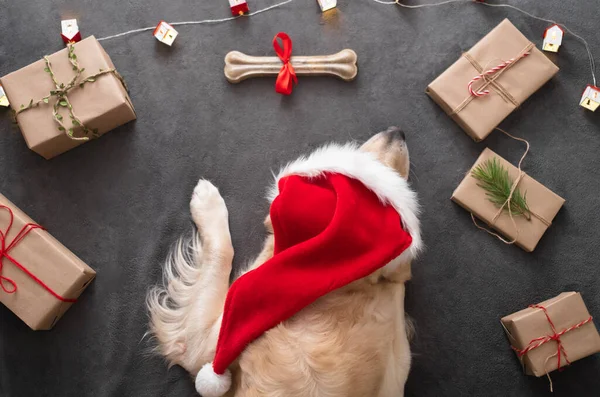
[317,0,337,12]
[229,0,249,16]
[580,85,600,112]
[153,21,178,46]
[0,85,9,107]
[542,24,564,53]
[61,19,82,44]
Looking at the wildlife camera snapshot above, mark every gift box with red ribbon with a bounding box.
[501,292,600,380]
[0,194,95,330]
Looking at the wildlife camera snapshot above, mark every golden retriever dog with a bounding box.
[147,126,422,397]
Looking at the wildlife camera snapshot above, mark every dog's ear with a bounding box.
[383,259,412,283]
[365,259,412,284]
[264,215,273,234]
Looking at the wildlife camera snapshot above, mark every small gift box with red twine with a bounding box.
[0,194,95,330]
[501,292,600,391]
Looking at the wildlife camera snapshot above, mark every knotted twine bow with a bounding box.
[512,304,593,392]
[471,128,551,245]
[450,42,534,115]
[0,205,76,303]
[13,42,127,141]
[273,32,298,95]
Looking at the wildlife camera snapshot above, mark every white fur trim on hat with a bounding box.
[195,363,232,397]
[267,143,423,267]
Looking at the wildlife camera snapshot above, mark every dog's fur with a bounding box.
[147,128,420,397]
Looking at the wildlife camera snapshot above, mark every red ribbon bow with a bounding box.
[513,304,593,372]
[273,32,298,95]
[0,205,76,302]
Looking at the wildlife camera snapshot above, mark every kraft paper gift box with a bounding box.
[426,19,559,141]
[451,148,564,252]
[501,292,600,377]
[0,194,95,330]
[0,36,136,159]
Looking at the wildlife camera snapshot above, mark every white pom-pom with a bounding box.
[195,363,232,397]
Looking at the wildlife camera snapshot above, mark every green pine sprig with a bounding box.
[471,157,531,220]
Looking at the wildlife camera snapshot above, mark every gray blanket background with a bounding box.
[1,0,599,396]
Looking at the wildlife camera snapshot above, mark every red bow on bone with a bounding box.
[273,32,298,95]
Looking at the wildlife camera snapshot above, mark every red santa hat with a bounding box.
[195,143,422,397]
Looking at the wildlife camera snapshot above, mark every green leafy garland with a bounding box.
[471,157,531,220]
[13,43,127,141]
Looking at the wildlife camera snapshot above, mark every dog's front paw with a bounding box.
[190,180,229,232]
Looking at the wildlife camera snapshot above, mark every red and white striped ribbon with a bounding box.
[516,315,593,357]
[512,304,594,373]
[468,51,531,97]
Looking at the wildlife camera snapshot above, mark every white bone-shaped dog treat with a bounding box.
[224,49,358,83]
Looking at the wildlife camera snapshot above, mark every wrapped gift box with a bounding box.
[426,19,559,141]
[0,194,95,330]
[451,148,564,252]
[0,36,136,159]
[501,292,600,376]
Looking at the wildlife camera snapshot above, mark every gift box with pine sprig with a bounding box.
[451,148,564,252]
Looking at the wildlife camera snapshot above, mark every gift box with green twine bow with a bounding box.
[0,36,136,159]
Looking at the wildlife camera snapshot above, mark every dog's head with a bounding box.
[359,126,410,180]
[266,127,421,278]
[358,127,416,282]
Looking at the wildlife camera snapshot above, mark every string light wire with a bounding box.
[97,0,294,42]
[97,0,595,86]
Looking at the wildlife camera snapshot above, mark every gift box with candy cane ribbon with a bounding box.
[426,19,559,142]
